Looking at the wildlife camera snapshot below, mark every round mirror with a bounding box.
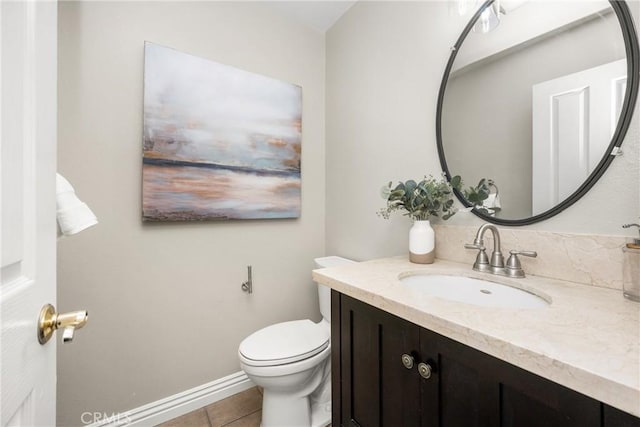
[437,0,639,225]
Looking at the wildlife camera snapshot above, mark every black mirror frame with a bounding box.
[436,0,640,226]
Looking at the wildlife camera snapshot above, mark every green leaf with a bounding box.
[380,185,392,200]
[468,191,482,204]
[450,175,462,189]
[405,180,417,194]
[389,189,405,201]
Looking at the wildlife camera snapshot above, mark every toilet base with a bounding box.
[260,391,330,427]
[310,399,331,427]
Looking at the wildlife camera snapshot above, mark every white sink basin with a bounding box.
[400,274,550,309]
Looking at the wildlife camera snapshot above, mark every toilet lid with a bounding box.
[239,320,329,366]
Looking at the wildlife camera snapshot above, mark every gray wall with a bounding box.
[443,12,624,219]
[57,0,639,423]
[57,2,325,425]
[326,1,639,261]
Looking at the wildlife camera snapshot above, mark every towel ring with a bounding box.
[487,179,499,197]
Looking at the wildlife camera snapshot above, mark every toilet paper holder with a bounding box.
[241,266,253,294]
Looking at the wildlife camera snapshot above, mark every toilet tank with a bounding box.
[314,256,356,323]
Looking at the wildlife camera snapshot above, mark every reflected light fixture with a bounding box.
[456,0,504,33]
[473,0,502,33]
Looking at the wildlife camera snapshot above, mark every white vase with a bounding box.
[409,220,435,264]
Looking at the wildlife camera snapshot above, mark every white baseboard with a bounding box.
[89,371,254,427]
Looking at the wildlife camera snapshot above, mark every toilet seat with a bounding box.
[239,319,329,367]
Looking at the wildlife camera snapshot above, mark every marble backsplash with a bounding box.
[433,224,629,290]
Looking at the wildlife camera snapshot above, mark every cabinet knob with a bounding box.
[418,362,432,379]
[401,353,414,369]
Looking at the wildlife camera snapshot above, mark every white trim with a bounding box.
[88,371,254,427]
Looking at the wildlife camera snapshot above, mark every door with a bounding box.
[420,328,601,427]
[1,1,58,425]
[336,294,421,426]
[420,328,498,427]
[531,59,627,215]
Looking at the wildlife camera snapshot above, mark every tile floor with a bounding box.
[157,387,262,427]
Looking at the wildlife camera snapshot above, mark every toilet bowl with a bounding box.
[238,256,355,427]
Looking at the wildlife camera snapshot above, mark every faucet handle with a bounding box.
[465,243,490,271]
[505,250,537,278]
[509,250,537,258]
[465,243,485,251]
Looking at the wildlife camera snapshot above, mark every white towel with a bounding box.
[56,173,98,236]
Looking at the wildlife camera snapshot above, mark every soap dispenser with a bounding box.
[622,223,640,302]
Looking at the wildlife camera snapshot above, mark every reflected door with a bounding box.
[532,59,626,215]
[1,1,57,425]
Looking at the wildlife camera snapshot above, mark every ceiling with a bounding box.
[265,0,529,34]
[265,1,357,33]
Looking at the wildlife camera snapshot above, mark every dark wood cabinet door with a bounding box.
[335,293,421,427]
[420,328,499,427]
[421,328,601,427]
[604,405,640,427]
[497,361,601,427]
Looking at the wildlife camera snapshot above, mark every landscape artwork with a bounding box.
[142,42,302,221]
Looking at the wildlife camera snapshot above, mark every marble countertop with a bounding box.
[313,257,640,417]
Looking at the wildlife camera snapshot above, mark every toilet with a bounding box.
[238,256,355,427]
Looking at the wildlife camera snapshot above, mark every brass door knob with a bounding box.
[37,304,88,344]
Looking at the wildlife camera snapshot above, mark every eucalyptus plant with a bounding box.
[378,175,462,221]
[461,178,490,210]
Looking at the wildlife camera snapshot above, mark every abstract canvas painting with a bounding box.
[142,42,302,221]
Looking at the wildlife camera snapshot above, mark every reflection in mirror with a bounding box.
[440,0,628,220]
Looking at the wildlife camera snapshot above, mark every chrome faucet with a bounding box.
[464,224,537,278]
[464,224,504,273]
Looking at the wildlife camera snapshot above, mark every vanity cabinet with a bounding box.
[331,291,640,427]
